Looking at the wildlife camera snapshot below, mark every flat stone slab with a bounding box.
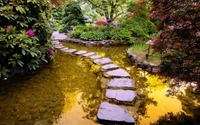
[105,69,131,78]
[101,64,120,71]
[106,89,136,102]
[53,33,67,40]
[65,49,77,53]
[60,48,69,52]
[55,45,64,49]
[83,52,95,57]
[107,78,134,88]
[89,55,102,60]
[94,58,112,65]
[52,40,60,45]
[74,50,87,55]
[97,102,135,124]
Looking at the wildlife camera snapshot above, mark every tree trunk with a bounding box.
[105,12,112,30]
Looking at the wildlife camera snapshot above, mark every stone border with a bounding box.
[61,37,124,46]
[126,48,161,73]
[52,35,136,124]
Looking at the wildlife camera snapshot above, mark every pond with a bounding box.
[0,42,199,125]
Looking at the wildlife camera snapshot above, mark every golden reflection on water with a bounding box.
[138,74,183,125]
[57,93,99,125]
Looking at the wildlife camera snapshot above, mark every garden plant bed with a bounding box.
[61,36,129,47]
[126,44,162,73]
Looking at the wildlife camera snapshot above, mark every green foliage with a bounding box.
[110,28,132,41]
[61,2,85,32]
[0,0,54,78]
[70,29,83,38]
[80,31,106,41]
[120,17,156,40]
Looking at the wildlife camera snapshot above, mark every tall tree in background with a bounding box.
[149,0,200,81]
[83,0,131,30]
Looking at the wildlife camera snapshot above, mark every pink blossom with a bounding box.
[48,49,54,55]
[27,29,35,37]
[94,20,107,25]
[5,26,10,33]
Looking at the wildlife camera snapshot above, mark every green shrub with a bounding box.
[0,0,54,78]
[70,29,83,38]
[61,2,85,32]
[80,31,106,41]
[120,17,156,40]
[110,28,132,41]
[84,24,96,32]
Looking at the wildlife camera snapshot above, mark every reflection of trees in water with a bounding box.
[134,72,158,124]
[151,85,200,125]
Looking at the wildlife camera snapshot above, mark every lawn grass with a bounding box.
[130,43,161,65]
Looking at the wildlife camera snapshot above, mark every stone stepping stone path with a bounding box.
[82,52,95,57]
[52,31,136,124]
[89,55,102,60]
[105,68,131,78]
[74,50,87,55]
[101,64,120,71]
[97,102,135,124]
[106,89,136,102]
[94,58,112,65]
[107,78,134,89]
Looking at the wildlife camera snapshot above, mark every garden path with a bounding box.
[52,31,137,124]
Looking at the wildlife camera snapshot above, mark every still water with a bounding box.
[0,42,199,125]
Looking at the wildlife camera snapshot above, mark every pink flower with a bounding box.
[48,49,54,55]
[5,26,10,33]
[27,29,35,37]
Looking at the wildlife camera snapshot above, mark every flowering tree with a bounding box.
[0,0,54,78]
[149,0,200,81]
[83,0,131,30]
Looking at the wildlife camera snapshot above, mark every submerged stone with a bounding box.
[97,102,135,124]
[74,50,87,55]
[107,78,134,88]
[106,89,136,102]
[105,69,131,78]
[89,55,102,60]
[83,52,95,57]
[101,64,120,71]
[94,58,112,65]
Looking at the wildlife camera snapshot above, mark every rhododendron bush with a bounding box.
[0,0,54,78]
[149,0,200,81]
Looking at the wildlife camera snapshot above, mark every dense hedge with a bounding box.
[0,0,54,78]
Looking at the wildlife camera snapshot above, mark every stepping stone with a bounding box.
[107,78,134,88]
[52,40,60,45]
[94,58,112,65]
[97,102,135,124]
[53,33,67,40]
[74,50,87,55]
[55,45,64,49]
[105,69,131,78]
[83,52,95,57]
[106,89,136,102]
[89,55,102,60]
[101,64,120,71]
[65,49,77,53]
[60,48,69,52]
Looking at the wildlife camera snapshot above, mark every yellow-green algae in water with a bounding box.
[0,51,101,125]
